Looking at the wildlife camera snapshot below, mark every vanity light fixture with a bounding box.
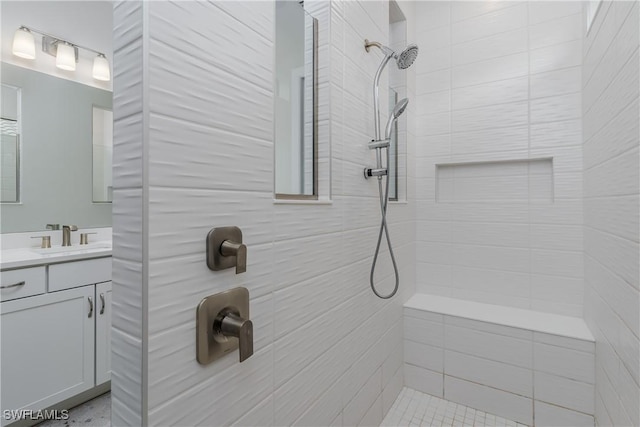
[55,42,76,71]
[92,54,110,81]
[11,27,36,59]
[11,25,111,82]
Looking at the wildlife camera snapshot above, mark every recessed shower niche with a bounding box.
[435,158,554,203]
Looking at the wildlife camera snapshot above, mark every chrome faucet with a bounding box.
[62,225,78,247]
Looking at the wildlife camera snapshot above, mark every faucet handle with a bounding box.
[46,224,60,230]
[31,235,51,248]
[80,232,98,245]
[63,225,78,231]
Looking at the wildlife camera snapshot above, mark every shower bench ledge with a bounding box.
[404,293,594,341]
[402,293,596,427]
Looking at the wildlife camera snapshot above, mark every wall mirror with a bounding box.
[92,106,113,203]
[274,0,318,199]
[1,84,20,203]
[0,63,112,233]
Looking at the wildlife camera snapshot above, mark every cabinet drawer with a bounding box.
[49,257,112,292]
[0,267,46,302]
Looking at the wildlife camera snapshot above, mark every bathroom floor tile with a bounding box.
[381,387,528,427]
[37,392,110,427]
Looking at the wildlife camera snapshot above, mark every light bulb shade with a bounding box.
[12,27,35,59]
[92,55,110,81]
[56,43,76,71]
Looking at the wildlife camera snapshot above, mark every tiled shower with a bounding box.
[109,1,638,427]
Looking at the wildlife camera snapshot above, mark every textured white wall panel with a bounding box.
[583,4,640,411]
[112,0,415,424]
[415,1,585,316]
[112,1,146,425]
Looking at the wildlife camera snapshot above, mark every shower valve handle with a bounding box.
[216,310,253,363]
[221,240,247,274]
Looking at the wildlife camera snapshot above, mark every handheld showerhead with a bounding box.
[392,98,409,118]
[385,98,409,139]
[365,39,418,140]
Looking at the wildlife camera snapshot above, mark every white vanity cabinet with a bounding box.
[0,257,112,426]
[1,286,96,422]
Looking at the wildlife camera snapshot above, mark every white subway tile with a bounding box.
[404,364,444,398]
[530,39,582,74]
[534,401,595,427]
[453,28,527,67]
[528,2,582,25]
[453,53,529,88]
[445,324,533,368]
[534,342,595,384]
[444,376,533,425]
[531,249,584,279]
[452,1,520,23]
[452,3,527,45]
[530,93,582,124]
[415,1,451,32]
[358,394,382,427]
[405,340,444,373]
[451,126,529,155]
[529,13,582,50]
[445,350,533,397]
[530,67,581,99]
[416,69,451,95]
[534,371,595,414]
[530,119,582,150]
[534,332,595,353]
[445,315,532,340]
[452,245,530,274]
[452,76,528,111]
[404,315,444,347]
[343,369,382,427]
[419,25,451,52]
[453,100,528,133]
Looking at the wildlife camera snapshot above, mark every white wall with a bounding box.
[582,1,640,426]
[414,1,585,317]
[1,1,113,91]
[112,1,416,425]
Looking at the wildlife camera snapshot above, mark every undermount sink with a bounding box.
[29,241,112,255]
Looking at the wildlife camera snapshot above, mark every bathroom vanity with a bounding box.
[0,242,112,427]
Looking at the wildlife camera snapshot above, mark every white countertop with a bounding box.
[1,242,112,270]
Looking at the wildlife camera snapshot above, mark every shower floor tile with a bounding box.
[381,387,529,427]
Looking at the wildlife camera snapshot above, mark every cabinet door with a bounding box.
[95,281,112,386]
[1,286,95,425]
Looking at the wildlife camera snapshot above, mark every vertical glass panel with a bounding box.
[275,1,317,198]
[92,107,113,203]
[388,89,398,201]
[1,84,20,203]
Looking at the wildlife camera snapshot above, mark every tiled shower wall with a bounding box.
[112,1,416,425]
[414,2,585,317]
[582,1,640,426]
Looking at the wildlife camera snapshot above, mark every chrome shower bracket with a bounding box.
[368,139,390,150]
[364,168,388,179]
